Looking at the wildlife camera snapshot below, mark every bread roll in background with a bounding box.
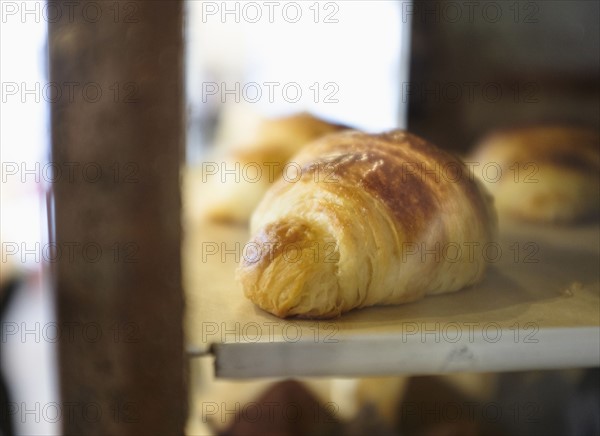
[237,130,497,318]
[185,113,349,225]
[469,125,600,224]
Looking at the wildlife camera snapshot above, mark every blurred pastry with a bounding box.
[470,125,599,224]
[187,113,348,224]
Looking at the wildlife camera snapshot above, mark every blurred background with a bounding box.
[185,0,599,157]
[407,0,600,152]
[185,0,410,162]
[1,1,598,435]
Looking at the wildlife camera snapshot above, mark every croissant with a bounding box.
[470,125,600,224]
[236,130,497,318]
[189,113,348,224]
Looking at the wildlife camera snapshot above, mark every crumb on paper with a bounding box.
[562,281,583,297]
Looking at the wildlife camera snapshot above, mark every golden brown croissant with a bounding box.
[470,125,600,224]
[190,113,348,224]
[236,130,497,318]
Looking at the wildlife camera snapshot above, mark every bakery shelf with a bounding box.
[184,220,600,378]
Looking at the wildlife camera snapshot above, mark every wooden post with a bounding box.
[49,1,186,434]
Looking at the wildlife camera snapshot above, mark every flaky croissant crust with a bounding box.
[237,130,497,318]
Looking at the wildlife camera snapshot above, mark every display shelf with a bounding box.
[184,219,600,378]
